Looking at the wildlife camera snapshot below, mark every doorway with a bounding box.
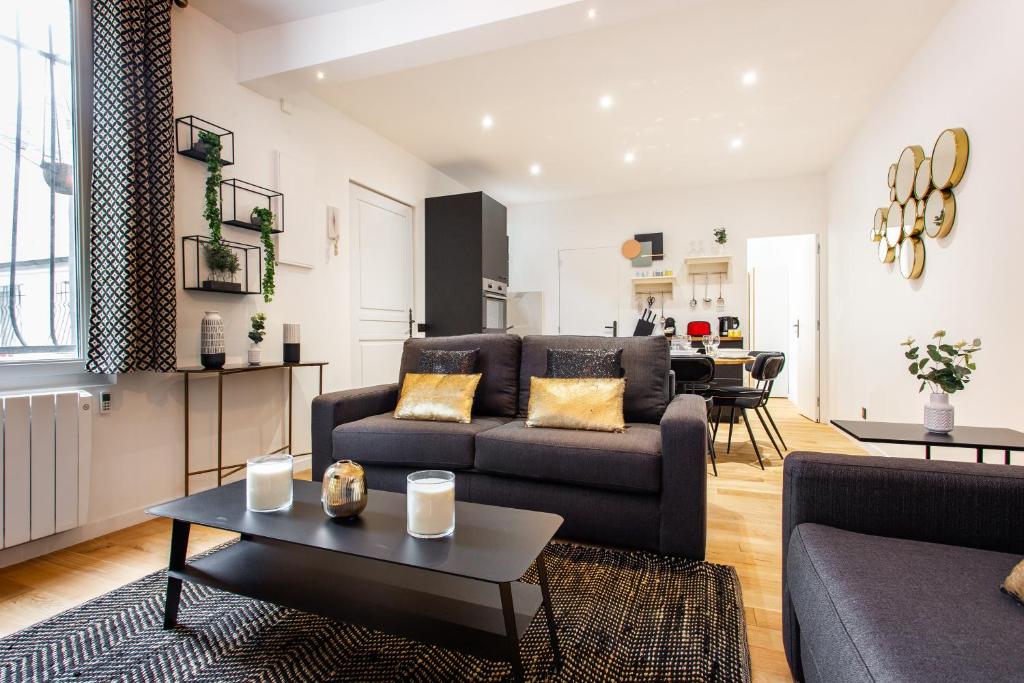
[558,247,620,336]
[349,183,414,387]
[747,234,819,421]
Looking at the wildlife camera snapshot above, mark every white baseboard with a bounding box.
[0,454,314,569]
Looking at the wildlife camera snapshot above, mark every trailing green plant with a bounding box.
[197,130,239,279]
[248,312,267,345]
[713,227,728,245]
[251,207,276,303]
[901,330,981,394]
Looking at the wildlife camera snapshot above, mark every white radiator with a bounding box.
[1,392,92,548]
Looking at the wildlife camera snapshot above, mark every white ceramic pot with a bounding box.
[248,344,262,366]
[924,392,954,434]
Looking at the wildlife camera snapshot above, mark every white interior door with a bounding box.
[790,235,819,421]
[349,183,414,387]
[750,266,791,396]
[558,247,620,336]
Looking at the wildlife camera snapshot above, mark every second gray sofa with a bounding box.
[312,333,709,559]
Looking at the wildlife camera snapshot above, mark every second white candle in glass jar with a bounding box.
[406,470,455,538]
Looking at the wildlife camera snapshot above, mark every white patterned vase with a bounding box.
[248,344,262,366]
[200,311,226,369]
[924,392,954,434]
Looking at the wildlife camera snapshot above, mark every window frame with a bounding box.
[0,0,109,391]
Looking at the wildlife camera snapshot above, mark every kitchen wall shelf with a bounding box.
[220,179,285,233]
[631,275,676,295]
[175,116,235,166]
[182,235,262,295]
[684,255,731,279]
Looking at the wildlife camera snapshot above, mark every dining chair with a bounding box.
[710,353,785,469]
[671,355,718,476]
[739,351,788,451]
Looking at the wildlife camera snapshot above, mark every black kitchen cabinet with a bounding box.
[425,191,509,337]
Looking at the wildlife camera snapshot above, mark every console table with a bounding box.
[831,419,1024,464]
[177,361,327,494]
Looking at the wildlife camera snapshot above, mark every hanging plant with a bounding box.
[251,207,276,302]
[198,131,238,279]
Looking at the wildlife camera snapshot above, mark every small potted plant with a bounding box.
[901,331,981,433]
[248,312,267,365]
[203,241,241,291]
[712,227,727,254]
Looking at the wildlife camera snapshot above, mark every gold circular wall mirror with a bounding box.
[878,238,895,263]
[902,197,923,237]
[914,158,932,200]
[894,145,924,204]
[889,188,897,202]
[885,200,903,248]
[887,163,897,188]
[930,128,969,190]
[871,207,887,242]
[924,189,956,238]
[898,236,925,279]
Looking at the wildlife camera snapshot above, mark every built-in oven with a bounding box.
[482,277,509,333]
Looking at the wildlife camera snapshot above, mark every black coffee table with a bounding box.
[832,419,1024,464]
[147,480,563,680]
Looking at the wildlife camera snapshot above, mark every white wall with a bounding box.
[826,0,1024,461]
[508,174,826,341]
[0,6,466,566]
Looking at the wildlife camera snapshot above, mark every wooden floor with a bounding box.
[0,398,863,682]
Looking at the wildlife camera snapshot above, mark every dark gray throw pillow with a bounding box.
[417,348,480,374]
[546,348,624,378]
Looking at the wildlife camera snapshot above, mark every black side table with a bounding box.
[831,420,1024,464]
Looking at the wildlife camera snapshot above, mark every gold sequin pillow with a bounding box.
[1002,559,1024,605]
[526,377,626,433]
[394,373,482,424]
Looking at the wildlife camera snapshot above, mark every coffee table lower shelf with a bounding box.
[168,537,545,663]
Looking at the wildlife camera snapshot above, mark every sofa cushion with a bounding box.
[519,335,669,423]
[475,419,661,493]
[788,523,1024,683]
[333,413,509,470]
[400,334,521,417]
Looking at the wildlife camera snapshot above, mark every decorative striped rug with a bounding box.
[0,542,751,682]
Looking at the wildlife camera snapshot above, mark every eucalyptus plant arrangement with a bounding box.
[713,227,728,245]
[901,330,982,394]
[198,131,239,281]
[250,207,276,303]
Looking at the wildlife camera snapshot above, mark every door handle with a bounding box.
[604,321,618,337]
[793,319,800,338]
[408,308,415,337]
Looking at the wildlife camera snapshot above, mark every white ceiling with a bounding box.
[195,0,956,204]
[311,0,954,204]
[189,0,383,33]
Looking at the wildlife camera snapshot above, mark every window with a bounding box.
[0,0,83,364]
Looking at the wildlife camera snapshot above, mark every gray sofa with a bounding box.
[783,452,1024,682]
[312,333,708,559]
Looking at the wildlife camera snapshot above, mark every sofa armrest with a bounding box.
[658,394,708,559]
[781,451,1024,680]
[311,383,399,480]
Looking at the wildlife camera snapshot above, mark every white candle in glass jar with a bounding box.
[407,470,455,538]
[246,454,294,512]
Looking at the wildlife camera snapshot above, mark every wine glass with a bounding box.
[709,333,721,357]
[701,334,712,355]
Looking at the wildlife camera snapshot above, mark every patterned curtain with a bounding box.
[86,0,175,373]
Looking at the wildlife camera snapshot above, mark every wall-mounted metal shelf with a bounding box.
[182,235,262,295]
[175,116,235,166]
[220,179,284,234]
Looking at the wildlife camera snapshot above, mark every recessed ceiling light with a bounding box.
[741,70,757,86]
[730,137,744,150]
[599,94,614,109]
[481,114,494,130]
[587,8,597,19]
[529,163,542,176]
[316,71,325,80]
[624,151,636,164]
